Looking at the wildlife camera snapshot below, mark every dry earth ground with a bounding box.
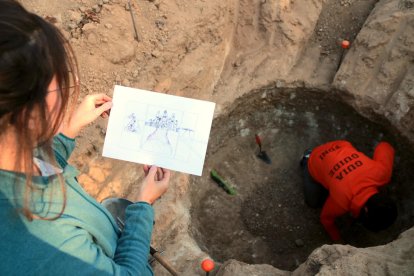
[19,0,414,275]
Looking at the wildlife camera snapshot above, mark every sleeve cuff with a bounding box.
[57,132,76,142]
[132,202,154,213]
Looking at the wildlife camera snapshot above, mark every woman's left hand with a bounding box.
[62,94,113,138]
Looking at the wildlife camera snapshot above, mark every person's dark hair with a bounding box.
[0,0,80,220]
[359,192,398,232]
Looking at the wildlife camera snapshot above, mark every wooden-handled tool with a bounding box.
[117,217,179,275]
[255,134,271,164]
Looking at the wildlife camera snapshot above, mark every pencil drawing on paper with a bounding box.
[142,109,195,156]
[103,86,216,175]
[125,112,140,133]
[120,110,144,150]
[120,104,199,160]
[145,110,178,138]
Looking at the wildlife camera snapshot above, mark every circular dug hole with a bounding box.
[189,88,414,271]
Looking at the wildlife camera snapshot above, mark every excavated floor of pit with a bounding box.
[189,88,414,271]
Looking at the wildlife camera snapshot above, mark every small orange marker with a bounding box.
[341,40,350,49]
[201,259,215,275]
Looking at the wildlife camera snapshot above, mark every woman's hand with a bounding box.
[62,94,112,138]
[137,165,170,204]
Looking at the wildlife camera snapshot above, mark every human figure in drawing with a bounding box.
[144,110,186,155]
[121,112,142,150]
[142,109,197,156]
[125,113,139,133]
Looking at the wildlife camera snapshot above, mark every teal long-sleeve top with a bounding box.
[0,133,154,275]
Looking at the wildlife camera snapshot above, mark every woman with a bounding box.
[0,1,170,275]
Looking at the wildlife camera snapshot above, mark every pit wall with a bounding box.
[207,0,414,274]
[212,0,326,107]
[216,227,414,275]
[333,0,414,145]
[160,0,414,275]
[213,0,414,145]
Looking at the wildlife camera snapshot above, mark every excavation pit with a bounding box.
[189,87,414,271]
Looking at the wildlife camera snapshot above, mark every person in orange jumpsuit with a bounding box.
[301,140,397,241]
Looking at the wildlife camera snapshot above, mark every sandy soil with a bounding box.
[17,0,414,274]
[18,0,380,199]
[190,87,414,271]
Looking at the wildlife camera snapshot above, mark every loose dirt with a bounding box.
[190,88,414,271]
[17,0,414,274]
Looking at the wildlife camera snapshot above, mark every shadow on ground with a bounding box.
[189,87,414,271]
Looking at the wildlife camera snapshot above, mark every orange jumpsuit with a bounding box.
[307,140,395,241]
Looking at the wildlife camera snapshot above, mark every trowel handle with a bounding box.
[255,134,262,151]
[150,246,180,276]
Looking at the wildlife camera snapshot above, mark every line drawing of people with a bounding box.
[146,110,178,144]
[125,113,139,133]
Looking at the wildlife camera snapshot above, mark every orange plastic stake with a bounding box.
[341,40,350,49]
[201,259,215,275]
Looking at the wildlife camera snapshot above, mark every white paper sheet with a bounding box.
[102,85,216,176]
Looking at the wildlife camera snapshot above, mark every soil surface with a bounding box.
[311,0,378,56]
[189,88,414,271]
[17,0,414,274]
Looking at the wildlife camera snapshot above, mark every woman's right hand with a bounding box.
[62,94,113,138]
[137,165,170,204]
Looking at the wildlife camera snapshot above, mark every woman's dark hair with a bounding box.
[0,0,80,220]
[359,192,398,232]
